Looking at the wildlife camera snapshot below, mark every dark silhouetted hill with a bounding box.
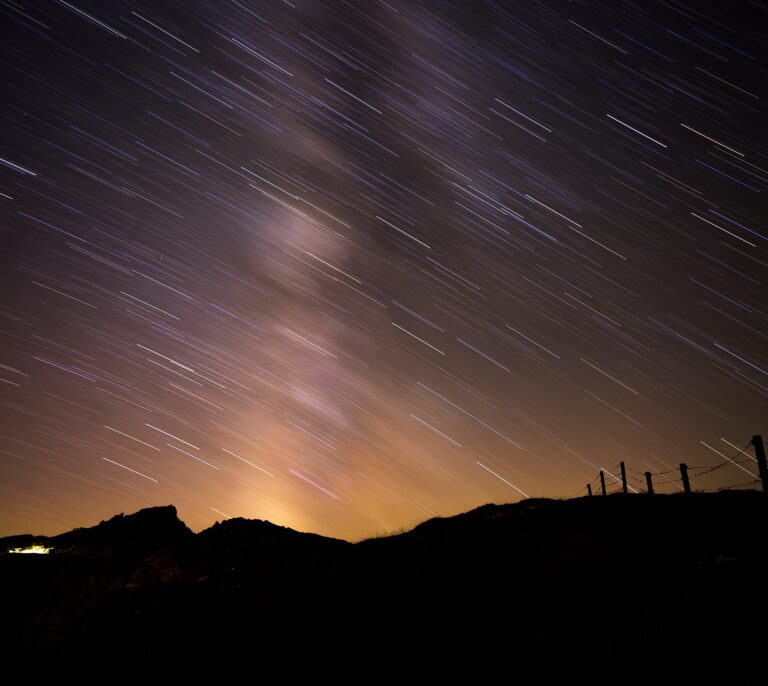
[2,492,767,682]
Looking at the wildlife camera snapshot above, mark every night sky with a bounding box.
[1,1,766,541]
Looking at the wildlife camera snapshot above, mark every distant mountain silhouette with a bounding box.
[2,493,767,681]
[3,505,192,554]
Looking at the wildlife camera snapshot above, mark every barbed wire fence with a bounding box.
[570,435,767,499]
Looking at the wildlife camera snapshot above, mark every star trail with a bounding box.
[1,1,766,540]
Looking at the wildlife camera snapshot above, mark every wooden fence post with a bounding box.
[600,470,607,496]
[620,461,628,494]
[587,484,592,496]
[680,463,691,494]
[752,435,768,494]
[645,472,654,496]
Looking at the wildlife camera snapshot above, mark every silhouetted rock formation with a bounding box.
[2,492,767,681]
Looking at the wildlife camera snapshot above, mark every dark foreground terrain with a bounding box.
[2,492,767,682]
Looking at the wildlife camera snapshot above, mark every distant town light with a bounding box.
[8,545,52,555]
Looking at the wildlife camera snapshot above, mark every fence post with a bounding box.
[645,472,654,496]
[752,435,768,494]
[587,484,592,497]
[680,463,691,494]
[600,470,607,496]
[620,462,628,494]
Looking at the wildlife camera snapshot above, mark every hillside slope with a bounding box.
[2,493,766,682]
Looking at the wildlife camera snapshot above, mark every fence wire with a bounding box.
[573,438,763,498]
